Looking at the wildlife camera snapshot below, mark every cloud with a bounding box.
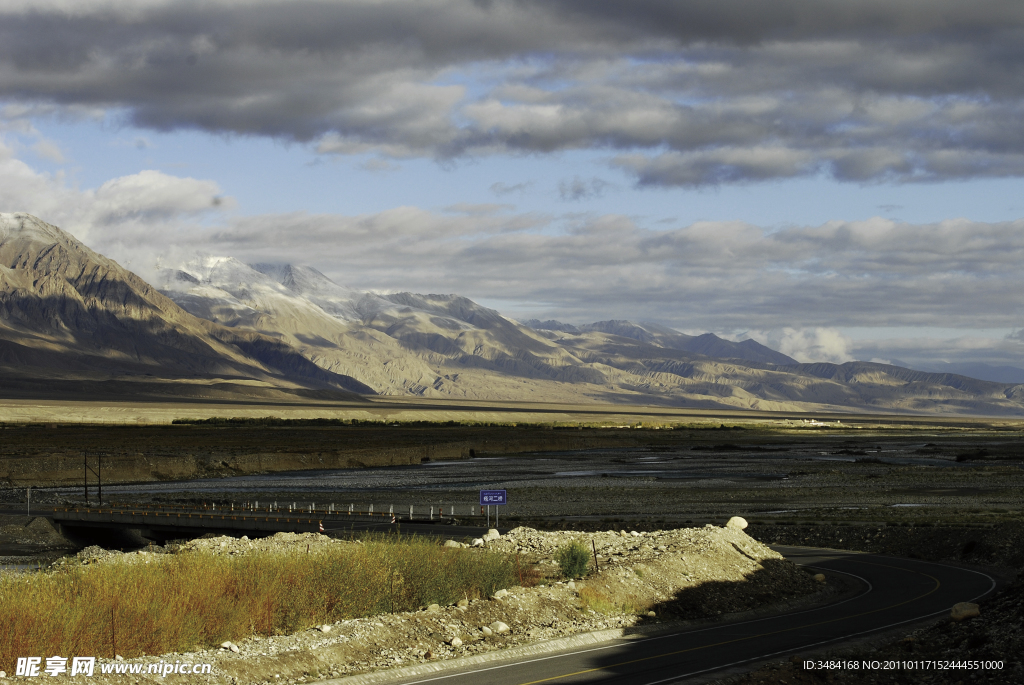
[5,145,1024,335]
[358,158,400,173]
[2,1,1024,183]
[0,145,232,254]
[490,181,532,196]
[851,334,1024,369]
[744,328,854,364]
[31,139,64,162]
[558,176,609,200]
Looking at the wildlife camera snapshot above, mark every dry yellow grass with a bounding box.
[0,536,516,670]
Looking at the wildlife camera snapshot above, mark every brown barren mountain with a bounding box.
[2,213,1022,415]
[0,213,372,401]
[156,243,1024,416]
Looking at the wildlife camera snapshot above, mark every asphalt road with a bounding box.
[363,547,996,685]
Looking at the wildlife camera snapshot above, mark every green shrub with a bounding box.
[555,540,591,579]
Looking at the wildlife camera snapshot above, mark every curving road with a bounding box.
[361,547,996,685]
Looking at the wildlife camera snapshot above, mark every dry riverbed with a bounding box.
[1,523,826,684]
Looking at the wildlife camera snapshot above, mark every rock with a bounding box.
[492,589,509,599]
[426,604,441,613]
[241,535,248,540]
[726,516,748,531]
[630,531,640,537]
[646,611,656,617]
[471,538,485,547]
[481,626,493,636]
[457,599,469,608]
[229,644,240,654]
[1,670,7,678]
[951,602,980,621]
[319,625,332,633]
[490,621,510,634]
[443,540,462,548]
[220,642,233,650]
[813,573,826,583]
[620,530,629,537]
[566,581,576,590]
[483,529,501,542]
[449,637,462,647]
[115,655,123,661]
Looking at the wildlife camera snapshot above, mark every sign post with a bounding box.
[479,490,507,528]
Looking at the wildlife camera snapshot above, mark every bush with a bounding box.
[555,540,591,579]
[0,535,519,670]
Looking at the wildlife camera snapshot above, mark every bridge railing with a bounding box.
[47,500,487,523]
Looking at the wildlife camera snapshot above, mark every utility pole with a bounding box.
[84,452,103,506]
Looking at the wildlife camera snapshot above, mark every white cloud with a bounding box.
[743,328,854,364]
[31,139,64,163]
[91,170,232,223]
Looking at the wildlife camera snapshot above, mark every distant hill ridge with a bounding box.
[522,319,797,366]
[2,213,1022,415]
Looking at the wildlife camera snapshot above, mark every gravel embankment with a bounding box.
[1,524,826,684]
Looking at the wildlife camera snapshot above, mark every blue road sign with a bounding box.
[479,490,507,505]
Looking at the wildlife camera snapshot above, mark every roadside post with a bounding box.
[479,489,507,528]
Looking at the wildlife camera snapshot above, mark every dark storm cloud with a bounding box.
[3,1,1024,183]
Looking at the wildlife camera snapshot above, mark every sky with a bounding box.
[1,0,1024,373]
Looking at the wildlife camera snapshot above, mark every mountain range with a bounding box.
[2,212,1023,415]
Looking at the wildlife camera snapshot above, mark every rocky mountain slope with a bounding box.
[523,319,796,366]
[155,249,1024,416]
[2,213,1021,414]
[0,213,372,400]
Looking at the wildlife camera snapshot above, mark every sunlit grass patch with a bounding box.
[0,535,520,670]
[577,586,643,615]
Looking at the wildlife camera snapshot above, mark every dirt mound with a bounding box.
[33,525,823,684]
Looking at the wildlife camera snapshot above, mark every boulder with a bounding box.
[483,529,501,541]
[471,538,485,547]
[449,637,462,647]
[481,626,493,636]
[492,589,509,600]
[457,598,469,608]
[443,540,462,548]
[426,604,441,613]
[319,625,332,633]
[726,516,748,530]
[951,602,980,621]
[490,621,510,634]
[813,573,826,583]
